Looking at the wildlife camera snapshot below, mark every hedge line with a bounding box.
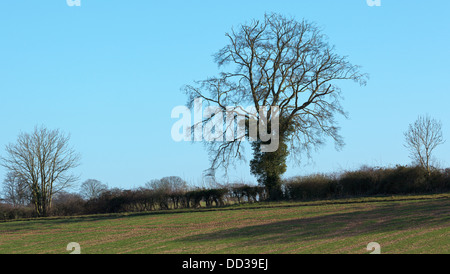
[2,166,450,221]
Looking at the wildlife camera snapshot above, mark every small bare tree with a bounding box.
[80,179,108,200]
[404,115,445,174]
[1,126,81,217]
[145,176,188,193]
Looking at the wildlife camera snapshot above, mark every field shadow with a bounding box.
[0,214,135,233]
[179,200,450,247]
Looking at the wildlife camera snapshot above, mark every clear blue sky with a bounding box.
[1,0,449,190]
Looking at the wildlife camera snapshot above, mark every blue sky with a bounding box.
[1,0,449,190]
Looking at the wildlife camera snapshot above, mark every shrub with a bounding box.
[203,188,229,207]
[283,165,450,201]
[84,188,125,214]
[226,184,266,204]
[284,174,339,200]
[185,189,204,208]
[51,192,86,216]
[0,203,34,221]
[339,167,381,196]
[378,166,428,194]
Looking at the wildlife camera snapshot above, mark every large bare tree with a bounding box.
[404,115,445,174]
[1,126,80,217]
[184,13,367,198]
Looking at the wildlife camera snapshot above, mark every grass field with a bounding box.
[0,194,449,254]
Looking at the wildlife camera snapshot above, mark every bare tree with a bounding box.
[2,172,32,207]
[183,13,367,198]
[404,115,445,174]
[146,176,188,209]
[1,126,81,217]
[80,179,108,200]
[145,176,188,194]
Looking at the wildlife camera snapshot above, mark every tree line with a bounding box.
[0,175,265,220]
[2,164,450,221]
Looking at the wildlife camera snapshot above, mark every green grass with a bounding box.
[0,193,449,254]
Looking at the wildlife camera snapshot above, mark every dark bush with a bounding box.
[0,203,34,220]
[284,174,340,200]
[378,166,427,194]
[185,189,206,208]
[283,165,450,201]
[227,184,266,204]
[84,188,125,214]
[203,188,228,207]
[339,167,381,196]
[51,192,86,216]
